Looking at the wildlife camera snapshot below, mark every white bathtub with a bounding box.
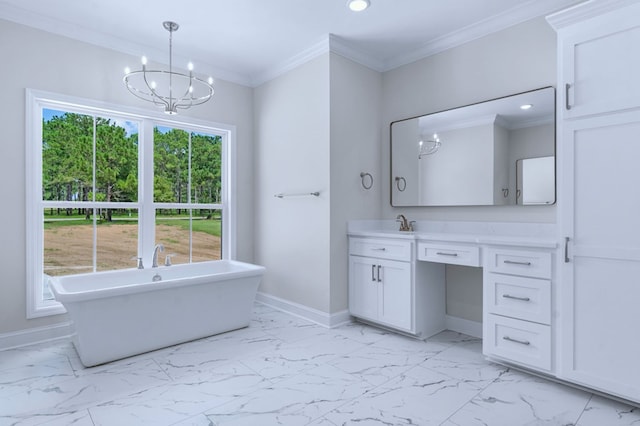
[50,260,265,367]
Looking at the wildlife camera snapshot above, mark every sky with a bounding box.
[43,108,139,137]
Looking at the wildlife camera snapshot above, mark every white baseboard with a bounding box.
[0,321,74,351]
[445,315,483,338]
[255,292,351,328]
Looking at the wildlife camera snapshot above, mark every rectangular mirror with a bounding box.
[390,87,556,207]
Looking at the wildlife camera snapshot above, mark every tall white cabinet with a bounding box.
[548,0,640,404]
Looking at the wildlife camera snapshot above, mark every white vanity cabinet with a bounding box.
[549,0,640,404]
[483,247,553,372]
[348,236,445,337]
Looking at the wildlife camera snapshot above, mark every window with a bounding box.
[26,90,236,318]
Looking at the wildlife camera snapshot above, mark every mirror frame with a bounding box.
[390,86,556,207]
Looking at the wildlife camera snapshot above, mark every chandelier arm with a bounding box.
[141,68,170,111]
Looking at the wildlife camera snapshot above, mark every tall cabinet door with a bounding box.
[560,110,640,400]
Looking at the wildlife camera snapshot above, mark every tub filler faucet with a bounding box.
[152,244,165,268]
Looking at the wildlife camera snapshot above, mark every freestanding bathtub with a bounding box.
[50,260,265,367]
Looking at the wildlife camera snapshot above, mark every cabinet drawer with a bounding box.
[484,315,551,371]
[417,242,480,267]
[485,248,551,279]
[485,273,551,324]
[349,238,412,261]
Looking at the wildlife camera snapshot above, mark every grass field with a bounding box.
[44,219,221,276]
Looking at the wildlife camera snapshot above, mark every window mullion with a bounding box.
[92,116,97,273]
[140,120,156,266]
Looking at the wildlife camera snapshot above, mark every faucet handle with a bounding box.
[131,256,144,269]
[164,253,176,266]
[409,221,416,231]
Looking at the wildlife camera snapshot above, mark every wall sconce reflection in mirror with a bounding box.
[418,133,441,158]
[395,176,407,192]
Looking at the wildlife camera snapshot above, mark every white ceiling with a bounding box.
[0,0,584,87]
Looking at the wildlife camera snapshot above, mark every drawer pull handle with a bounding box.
[371,265,376,282]
[565,83,572,110]
[377,265,382,282]
[502,294,531,302]
[436,252,458,257]
[372,248,387,251]
[503,260,532,266]
[503,336,531,346]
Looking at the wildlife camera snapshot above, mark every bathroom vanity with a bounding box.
[348,220,557,375]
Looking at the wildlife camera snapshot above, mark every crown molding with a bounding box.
[546,0,639,30]
[380,0,587,71]
[327,34,387,72]
[249,36,331,87]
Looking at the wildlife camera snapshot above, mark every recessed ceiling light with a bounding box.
[520,104,533,110]
[348,0,370,12]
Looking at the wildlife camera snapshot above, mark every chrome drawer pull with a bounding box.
[436,252,458,257]
[503,336,530,346]
[502,294,531,302]
[503,260,532,266]
[372,248,387,251]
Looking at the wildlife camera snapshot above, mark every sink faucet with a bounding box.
[152,244,164,268]
[396,214,413,231]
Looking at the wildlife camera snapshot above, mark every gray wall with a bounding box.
[329,53,382,313]
[253,54,332,312]
[0,20,255,335]
[253,52,382,315]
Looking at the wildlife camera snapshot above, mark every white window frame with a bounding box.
[26,89,236,318]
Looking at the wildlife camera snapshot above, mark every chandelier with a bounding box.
[418,133,441,158]
[123,21,214,115]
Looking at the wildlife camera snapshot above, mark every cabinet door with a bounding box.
[348,256,378,321]
[560,4,640,118]
[378,259,412,331]
[560,111,640,402]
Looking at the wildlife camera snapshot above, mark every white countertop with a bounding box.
[348,220,558,249]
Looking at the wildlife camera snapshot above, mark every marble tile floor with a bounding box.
[1,303,639,426]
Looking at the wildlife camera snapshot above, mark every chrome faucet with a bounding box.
[396,214,413,232]
[152,244,164,268]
